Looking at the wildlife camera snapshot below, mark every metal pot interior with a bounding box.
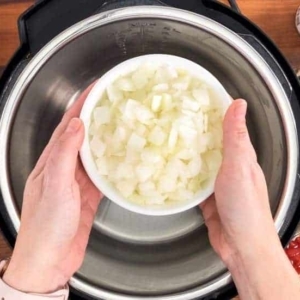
[5,12,289,299]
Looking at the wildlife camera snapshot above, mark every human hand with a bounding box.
[3,85,102,293]
[201,99,300,300]
[201,99,278,264]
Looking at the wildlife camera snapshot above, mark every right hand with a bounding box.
[201,99,278,264]
[201,100,300,300]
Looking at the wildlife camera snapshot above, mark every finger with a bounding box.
[32,84,95,176]
[200,195,217,221]
[76,162,103,206]
[76,199,100,253]
[45,118,84,184]
[223,99,257,162]
[75,160,94,191]
[200,195,222,236]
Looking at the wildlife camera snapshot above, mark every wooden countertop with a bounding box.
[0,0,299,287]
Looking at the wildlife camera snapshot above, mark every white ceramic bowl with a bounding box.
[80,54,231,216]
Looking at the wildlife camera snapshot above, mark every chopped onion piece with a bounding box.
[90,136,106,158]
[154,68,168,84]
[158,176,177,193]
[193,88,210,106]
[136,164,155,183]
[204,149,223,171]
[125,149,140,164]
[198,132,214,152]
[136,124,147,137]
[116,180,137,198]
[144,62,158,78]
[188,177,201,193]
[178,125,198,144]
[130,90,147,102]
[116,78,136,91]
[89,123,98,136]
[177,189,194,201]
[176,115,195,129]
[113,126,128,142]
[153,83,169,92]
[165,65,178,80]
[188,157,202,177]
[195,111,204,133]
[107,84,123,102]
[149,126,166,146]
[132,70,148,89]
[168,127,178,150]
[162,93,173,111]
[138,181,156,195]
[129,193,146,205]
[123,99,139,120]
[182,96,201,112]
[116,162,135,180]
[127,133,146,151]
[141,147,163,164]
[135,105,154,124]
[96,157,108,175]
[204,114,209,133]
[93,106,110,126]
[151,95,162,112]
[165,158,187,182]
[176,149,196,160]
[172,76,191,91]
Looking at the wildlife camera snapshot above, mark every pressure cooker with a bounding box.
[1,0,300,299]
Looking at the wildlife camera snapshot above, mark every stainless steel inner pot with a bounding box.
[0,6,298,300]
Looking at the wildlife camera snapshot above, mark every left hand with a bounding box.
[3,85,102,293]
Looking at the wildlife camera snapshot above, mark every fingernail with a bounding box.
[234,100,247,120]
[66,118,81,133]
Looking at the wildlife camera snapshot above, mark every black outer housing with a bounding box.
[1,0,300,299]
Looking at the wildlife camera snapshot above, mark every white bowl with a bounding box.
[80,54,231,216]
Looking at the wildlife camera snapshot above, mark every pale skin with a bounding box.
[3,90,300,299]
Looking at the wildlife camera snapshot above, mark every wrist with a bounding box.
[3,256,67,294]
[224,221,280,270]
[225,230,300,300]
[226,237,280,276]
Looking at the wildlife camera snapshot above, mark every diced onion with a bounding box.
[149,126,166,146]
[153,83,169,92]
[116,78,136,92]
[136,164,155,183]
[132,70,148,89]
[193,88,210,106]
[90,136,106,158]
[168,127,178,150]
[93,107,110,126]
[127,133,146,151]
[151,95,162,112]
[89,62,228,206]
[107,84,123,103]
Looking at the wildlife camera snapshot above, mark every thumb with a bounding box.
[46,118,84,182]
[222,99,256,162]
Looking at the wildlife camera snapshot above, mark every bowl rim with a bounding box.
[79,53,232,216]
